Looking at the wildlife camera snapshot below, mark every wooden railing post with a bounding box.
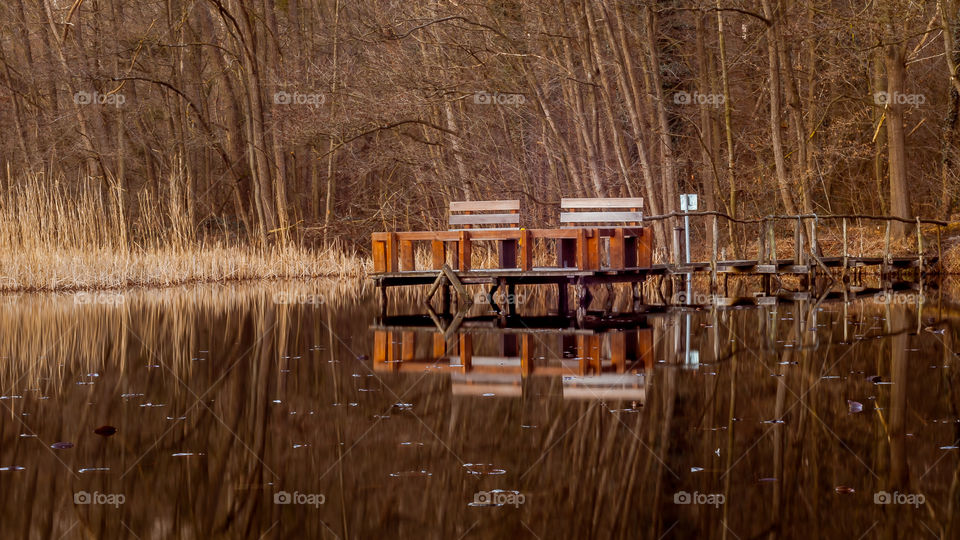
[710,215,718,291]
[518,229,532,271]
[431,240,446,269]
[458,231,472,271]
[841,218,848,274]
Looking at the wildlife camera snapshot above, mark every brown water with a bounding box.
[0,280,958,539]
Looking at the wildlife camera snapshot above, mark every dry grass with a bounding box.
[0,174,368,292]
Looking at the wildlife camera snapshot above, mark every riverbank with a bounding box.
[0,176,367,292]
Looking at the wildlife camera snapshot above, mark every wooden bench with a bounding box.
[557,198,650,269]
[446,200,521,270]
[370,197,651,273]
[448,200,520,230]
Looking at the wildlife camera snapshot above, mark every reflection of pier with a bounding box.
[372,314,654,402]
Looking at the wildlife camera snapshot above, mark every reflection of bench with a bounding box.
[556,198,649,269]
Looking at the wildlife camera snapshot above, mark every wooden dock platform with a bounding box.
[370,208,944,317]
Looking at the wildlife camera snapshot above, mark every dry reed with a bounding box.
[0,174,368,291]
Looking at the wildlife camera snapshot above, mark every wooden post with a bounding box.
[883,220,891,280]
[794,218,803,266]
[809,218,818,286]
[759,219,768,263]
[916,217,923,275]
[710,215,718,292]
[431,240,446,269]
[458,231,471,271]
[768,220,777,262]
[841,218,848,275]
[385,233,399,273]
[672,227,682,267]
[518,229,532,271]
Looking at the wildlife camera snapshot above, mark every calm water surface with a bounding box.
[0,280,958,539]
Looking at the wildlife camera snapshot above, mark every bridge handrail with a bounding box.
[638,210,948,227]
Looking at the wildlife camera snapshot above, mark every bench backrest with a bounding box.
[448,200,520,230]
[559,197,644,227]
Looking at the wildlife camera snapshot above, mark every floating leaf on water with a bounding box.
[848,400,864,414]
[50,442,73,450]
[94,425,117,437]
[389,469,432,478]
[835,486,855,494]
[463,464,506,476]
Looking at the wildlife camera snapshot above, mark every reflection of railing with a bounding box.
[371,315,654,401]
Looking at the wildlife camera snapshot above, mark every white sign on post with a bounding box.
[680,194,698,211]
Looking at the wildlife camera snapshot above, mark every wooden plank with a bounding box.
[610,229,625,269]
[372,238,386,273]
[399,240,414,271]
[450,200,520,212]
[458,231,472,271]
[637,229,652,268]
[431,240,445,269]
[587,230,600,270]
[561,198,644,209]
[560,211,644,223]
[449,213,521,226]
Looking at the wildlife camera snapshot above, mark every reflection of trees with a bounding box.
[0,289,956,538]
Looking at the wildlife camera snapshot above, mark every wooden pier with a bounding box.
[370,201,946,318]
